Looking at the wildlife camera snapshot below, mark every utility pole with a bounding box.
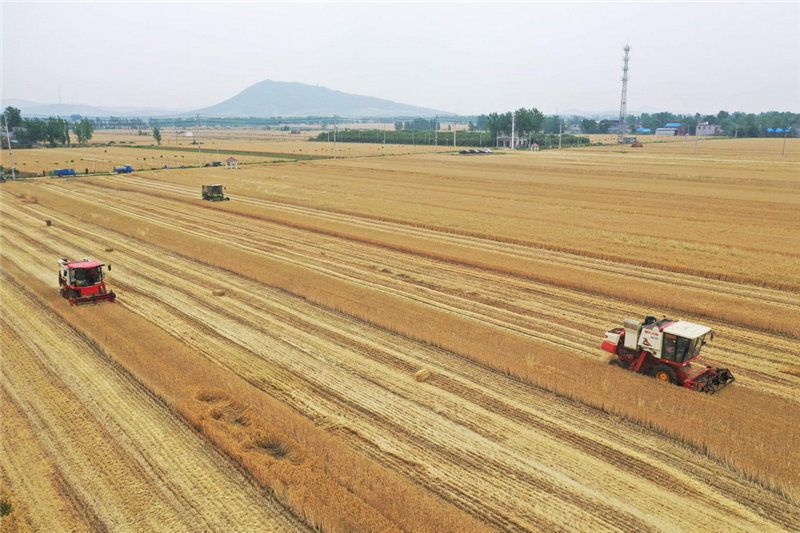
[558,117,562,149]
[434,115,438,149]
[454,126,457,147]
[511,112,515,150]
[4,121,16,179]
[782,128,790,158]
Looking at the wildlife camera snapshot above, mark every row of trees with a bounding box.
[2,106,94,146]
[481,108,545,139]
[311,129,496,147]
[395,118,438,131]
[577,110,798,137]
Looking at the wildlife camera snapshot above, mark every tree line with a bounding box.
[2,106,94,146]
[578,110,798,137]
[310,128,495,147]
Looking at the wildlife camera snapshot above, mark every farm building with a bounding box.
[697,123,722,136]
[664,122,684,135]
[655,128,678,136]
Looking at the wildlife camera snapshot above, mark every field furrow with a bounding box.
[2,189,797,531]
[0,269,308,532]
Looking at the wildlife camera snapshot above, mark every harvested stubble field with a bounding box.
[2,137,799,531]
[4,144,284,176]
[90,129,460,157]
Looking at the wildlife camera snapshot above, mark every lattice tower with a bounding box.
[618,45,631,142]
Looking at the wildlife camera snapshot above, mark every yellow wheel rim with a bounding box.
[656,372,670,382]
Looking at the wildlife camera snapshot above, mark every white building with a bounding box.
[696,123,722,136]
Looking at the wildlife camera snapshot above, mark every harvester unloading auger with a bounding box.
[602,315,734,394]
[58,258,116,305]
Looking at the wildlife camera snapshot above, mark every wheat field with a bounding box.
[2,135,798,531]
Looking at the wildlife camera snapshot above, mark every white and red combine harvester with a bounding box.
[602,316,734,394]
[58,257,116,305]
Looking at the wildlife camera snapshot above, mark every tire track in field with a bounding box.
[5,189,798,409]
[101,173,800,300]
[0,270,309,532]
[4,202,796,531]
[26,182,799,400]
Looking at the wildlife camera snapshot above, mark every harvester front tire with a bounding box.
[652,365,677,385]
[608,359,624,368]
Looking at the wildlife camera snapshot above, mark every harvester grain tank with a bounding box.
[202,184,229,201]
[602,315,734,393]
[58,257,116,305]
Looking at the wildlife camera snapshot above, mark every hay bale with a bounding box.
[212,289,226,297]
[45,220,52,226]
[414,368,432,382]
[104,247,114,252]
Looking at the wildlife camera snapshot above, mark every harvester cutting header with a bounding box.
[58,257,115,305]
[602,315,734,393]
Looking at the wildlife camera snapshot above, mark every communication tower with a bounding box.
[618,45,631,142]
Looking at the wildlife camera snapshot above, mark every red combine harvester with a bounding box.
[602,315,734,393]
[58,257,116,305]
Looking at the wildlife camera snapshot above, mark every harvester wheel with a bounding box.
[608,359,624,368]
[652,365,677,385]
[60,288,66,298]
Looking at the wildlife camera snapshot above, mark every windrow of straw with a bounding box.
[12,184,799,501]
[0,259,485,533]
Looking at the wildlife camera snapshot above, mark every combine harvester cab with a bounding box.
[58,258,116,306]
[602,316,734,394]
[201,184,229,201]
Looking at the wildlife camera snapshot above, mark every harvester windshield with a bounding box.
[661,324,713,364]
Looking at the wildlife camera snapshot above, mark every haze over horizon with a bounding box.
[2,2,798,116]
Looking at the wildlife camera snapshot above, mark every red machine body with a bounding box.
[58,258,116,305]
[602,316,734,394]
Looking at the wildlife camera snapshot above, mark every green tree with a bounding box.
[74,119,94,144]
[45,117,68,147]
[580,119,599,134]
[485,112,511,139]
[514,108,544,137]
[1,106,22,129]
[598,119,614,134]
[15,118,46,143]
[152,126,162,145]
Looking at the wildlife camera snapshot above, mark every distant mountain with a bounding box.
[0,98,190,118]
[196,79,450,118]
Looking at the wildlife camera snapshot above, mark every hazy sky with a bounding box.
[2,1,798,115]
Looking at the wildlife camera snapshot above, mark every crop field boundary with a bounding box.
[6,185,799,503]
[122,144,328,161]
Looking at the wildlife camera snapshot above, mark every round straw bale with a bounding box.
[212,289,226,297]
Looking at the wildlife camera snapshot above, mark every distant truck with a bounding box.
[53,168,76,176]
[113,165,134,173]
